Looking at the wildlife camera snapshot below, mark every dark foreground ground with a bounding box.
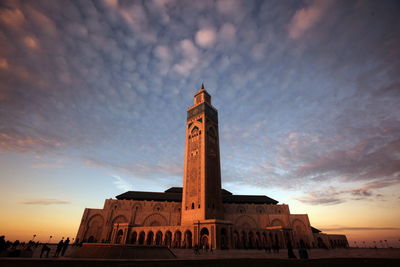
[1,258,400,267]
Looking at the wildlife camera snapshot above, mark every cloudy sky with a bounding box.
[1,0,399,245]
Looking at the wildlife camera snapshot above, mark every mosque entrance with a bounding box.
[200,227,209,249]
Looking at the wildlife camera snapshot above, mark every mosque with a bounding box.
[75,85,348,250]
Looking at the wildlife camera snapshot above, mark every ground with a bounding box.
[1,258,400,267]
[1,248,400,267]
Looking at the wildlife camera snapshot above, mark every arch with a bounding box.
[248,231,255,249]
[115,229,123,244]
[146,231,154,245]
[270,219,284,227]
[184,230,192,248]
[112,215,128,224]
[138,231,145,245]
[155,231,163,246]
[233,231,240,249]
[173,230,182,248]
[292,219,306,234]
[200,227,209,249]
[262,232,268,248]
[130,231,137,244]
[191,126,199,133]
[142,213,168,226]
[256,232,262,249]
[235,215,258,229]
[164,231,172,247]
[84,214,104,243]
[207,126,217,138]
[240,231,247,249]
[220,228,228,249]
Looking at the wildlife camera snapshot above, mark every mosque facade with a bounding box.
[76,85,348,249]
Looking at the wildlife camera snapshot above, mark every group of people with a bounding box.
[40,237,70,258]
[0,235,74,258]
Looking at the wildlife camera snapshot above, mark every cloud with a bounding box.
[24,36,39,50]
[111,174,132,192]
[219,23,236,42]
[288,0,333,40]
[173,39,200,76]
[0,0,399,209]
[154,45,172,62]
[31,164,63,169]
[295,177,400,205]
[295,188,344,205]
[105,1,157,42]
[0,58,8,69]
[85,158,182,182]
[0,7,25,28]
[20,199,71,205]
[216,0,242,17]
[195,27,217,48]
[294,137,400,183]
[0,133,63,153]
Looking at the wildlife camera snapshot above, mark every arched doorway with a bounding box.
[248,232,254,249]
[115,229,123,244]
[233,231,239,249]
[174,231,182,248]
[256,232,261,249]
[138,231,145,245]
[146,231,154,245]
[220,228,228,249]
[131,232,137,244]
[155,231,163,245]
[184,230,192,248]
[262,233,268,249]
[241,231,247,249]
[164,231,172,247]
[200,227,209,249]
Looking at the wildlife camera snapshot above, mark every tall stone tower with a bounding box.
[181,84,223,225]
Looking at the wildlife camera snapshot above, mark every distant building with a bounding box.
[76,85,348,249]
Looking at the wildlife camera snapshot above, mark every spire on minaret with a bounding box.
[201,83,205,90]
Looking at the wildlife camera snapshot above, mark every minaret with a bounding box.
[181,84,223,225]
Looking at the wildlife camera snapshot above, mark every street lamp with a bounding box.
[48,236,53,244]
[32,234,36,241]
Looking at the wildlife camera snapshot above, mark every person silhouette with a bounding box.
[40,244,51,258]
[0,236,6,254]
[61,237,70,256]
[287,241,297,259]
[54,239,64,257]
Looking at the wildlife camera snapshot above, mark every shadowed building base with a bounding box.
[71,243,176,259]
